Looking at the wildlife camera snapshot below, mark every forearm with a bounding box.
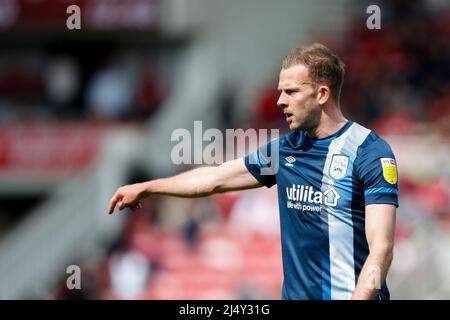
[108,158,261,214]
[141,166,220,198]
[351,250,393,300]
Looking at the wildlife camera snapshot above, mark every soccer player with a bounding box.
[108,43,398,300]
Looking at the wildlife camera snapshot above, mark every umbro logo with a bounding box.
[285,156,296,167]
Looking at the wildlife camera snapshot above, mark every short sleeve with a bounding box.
[244,139,279,188]
[356,138,399,207]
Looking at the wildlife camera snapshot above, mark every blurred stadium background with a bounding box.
[0,0,449,300]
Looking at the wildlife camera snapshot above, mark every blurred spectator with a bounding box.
[84,56,138,120]
[44,56,81,118]
[218,79,239,130]
[132,62,165,120]
[182,212,200,249]
[54,262,98,300]
[227,187,280,239]
[108,249,151,299]
[252,85,285,131]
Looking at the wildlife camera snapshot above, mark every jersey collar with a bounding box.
[287,120,353,149]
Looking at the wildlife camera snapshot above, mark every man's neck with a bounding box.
[307,107,348,139]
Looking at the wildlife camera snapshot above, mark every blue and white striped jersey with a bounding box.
[244,121,398,300]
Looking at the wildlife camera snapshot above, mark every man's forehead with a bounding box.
[280,64,309,77]
[278,64,311,85]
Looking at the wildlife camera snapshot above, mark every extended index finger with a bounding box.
[108,192,122,214]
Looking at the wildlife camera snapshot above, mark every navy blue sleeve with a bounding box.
[355,135,399,207]
[243,139,279,188]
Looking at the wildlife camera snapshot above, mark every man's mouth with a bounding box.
[284,112,293,123]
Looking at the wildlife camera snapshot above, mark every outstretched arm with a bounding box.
[108,158,263,214]
[351,204,396,300]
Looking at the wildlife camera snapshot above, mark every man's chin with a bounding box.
[289,122,304,132]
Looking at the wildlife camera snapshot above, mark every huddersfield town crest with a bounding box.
[330,155,349,180]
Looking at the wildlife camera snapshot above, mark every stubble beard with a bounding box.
[292,107,321,132]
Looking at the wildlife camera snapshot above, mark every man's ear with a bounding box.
[317,85,331,105]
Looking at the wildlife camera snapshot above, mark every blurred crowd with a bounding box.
[46,0,449,299]
[0,42,172,235]
[341,0,450,139]
[0,48,169,123]
[251,1,450,139]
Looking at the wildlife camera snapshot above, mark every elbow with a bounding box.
[191,183,215,198]
[370,243,394,265]
[195,177,219,197]
[385,249,394,266]
[191,167,220,197]
[203,184,218,197]
[209,166,227,195]
[210,180,225,195]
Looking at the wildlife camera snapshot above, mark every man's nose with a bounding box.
[277,93,287,108]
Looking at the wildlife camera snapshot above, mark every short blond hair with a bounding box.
[282,43,345,101]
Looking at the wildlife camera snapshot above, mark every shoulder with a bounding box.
[355,127,395,159]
